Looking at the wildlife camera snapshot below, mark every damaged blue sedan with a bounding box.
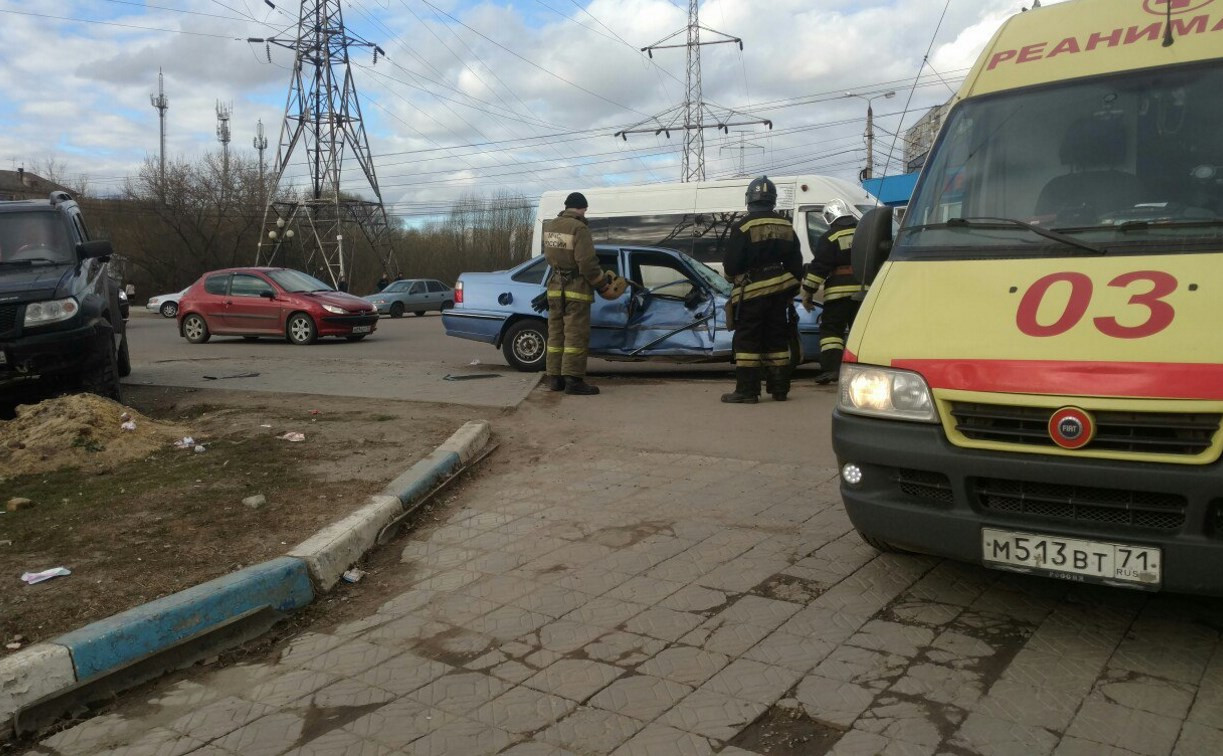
[442,245,824,371]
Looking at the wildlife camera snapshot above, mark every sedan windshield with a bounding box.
[0,212,75,264]
[900,62,1223,258]
[683,252,732,296]
[269,269,333,293]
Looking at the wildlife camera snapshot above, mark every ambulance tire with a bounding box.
[855,528,907,554]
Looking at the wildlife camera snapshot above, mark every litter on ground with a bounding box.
[21,567,71,585]
[279,432,306,442]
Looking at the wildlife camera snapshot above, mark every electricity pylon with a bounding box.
[615,0,771,182]
[248,1,394,285]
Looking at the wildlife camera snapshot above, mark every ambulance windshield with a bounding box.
[900,62,1223,256]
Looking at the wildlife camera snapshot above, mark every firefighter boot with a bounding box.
[565,377,600,395]
[548,375,565,392]
[815,350,842,385]
[721,367,761,404]
[766,366,790,401]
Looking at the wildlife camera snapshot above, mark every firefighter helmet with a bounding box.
[598,272,628,300]
[745,176,778,208]
[822,199,854,226]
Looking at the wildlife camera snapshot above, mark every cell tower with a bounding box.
[253,119,269,187]
[149,69,169,194]
[248,2,394,285]
[615,0,772,182]
[216,101,232,177]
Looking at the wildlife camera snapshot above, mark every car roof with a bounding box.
[0,201,63,214]
[202,266,291,275]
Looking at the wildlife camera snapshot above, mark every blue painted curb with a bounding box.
[54,556,313,681]
[384,449,461,506]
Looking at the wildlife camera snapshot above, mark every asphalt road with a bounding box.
[123,310,820,407]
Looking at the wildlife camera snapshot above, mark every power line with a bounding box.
[414,0,649,116]
[0,8,247,38]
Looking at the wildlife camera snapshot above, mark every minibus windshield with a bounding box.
[899,62,1223,257]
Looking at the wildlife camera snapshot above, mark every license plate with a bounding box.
[352,325,372,334]
[982,528,1161,589]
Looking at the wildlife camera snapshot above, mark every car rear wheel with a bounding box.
[160,301,178,318]
[390,302,405,318]
[788,327,803,371]
[286,312,318,345]
[183,314,210,344]
[502,319,547,372]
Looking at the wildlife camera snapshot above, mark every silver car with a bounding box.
[364,278,454,318]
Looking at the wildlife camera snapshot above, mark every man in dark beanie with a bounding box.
[541,191,613,395]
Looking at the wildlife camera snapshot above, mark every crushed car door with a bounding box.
[587,248,627,352]
[621,248,715,357]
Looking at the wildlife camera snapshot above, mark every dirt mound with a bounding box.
[0,394,186,477]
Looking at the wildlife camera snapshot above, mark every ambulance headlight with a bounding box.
[838,364,937,423]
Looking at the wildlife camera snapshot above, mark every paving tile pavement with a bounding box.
[35,437,1223,755]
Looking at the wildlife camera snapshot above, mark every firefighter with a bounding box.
[801,200,863,384]
[722,176,804,404]
[542,192,613,395]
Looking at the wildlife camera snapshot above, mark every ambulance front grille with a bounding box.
[950,402,1220,457]
[974,478,1186,531]
[895,469,954,506]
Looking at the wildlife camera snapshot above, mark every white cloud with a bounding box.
[0,0,1072,214]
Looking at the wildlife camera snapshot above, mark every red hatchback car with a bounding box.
[177,267,378,345]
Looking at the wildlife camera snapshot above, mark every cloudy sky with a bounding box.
[0,0,1063,219]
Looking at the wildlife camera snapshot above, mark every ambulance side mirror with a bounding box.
[851,207,894,287]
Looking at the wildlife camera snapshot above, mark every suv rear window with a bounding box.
[204,274,229,295]
[0,211,75,264]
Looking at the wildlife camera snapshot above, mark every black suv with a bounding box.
[0,192,129,405]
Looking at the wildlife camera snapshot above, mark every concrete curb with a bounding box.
[1,419,492,731]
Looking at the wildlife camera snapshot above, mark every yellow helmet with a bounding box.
[598,272,628,300]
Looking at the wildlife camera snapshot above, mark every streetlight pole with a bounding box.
[845,90,895,180]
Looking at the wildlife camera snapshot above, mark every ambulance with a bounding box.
[835,0,1223,594]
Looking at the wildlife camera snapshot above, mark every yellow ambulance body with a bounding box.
[833,0,1223,594]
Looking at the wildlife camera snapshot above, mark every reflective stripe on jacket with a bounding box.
[803,225,864,301]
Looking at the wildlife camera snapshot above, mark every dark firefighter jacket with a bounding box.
[803,220,863,301]
[723,210,803,301]
[542,210,605,302]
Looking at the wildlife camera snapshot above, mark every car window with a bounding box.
[409,281,425,294]
[630,251,694,299]
[204,274,229,295]
[386,282,406,292]
[596,251,621,276]
[268,269,331,293]
[426,280,446,293]
[230,273,274,297]
[511,257,548,284]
